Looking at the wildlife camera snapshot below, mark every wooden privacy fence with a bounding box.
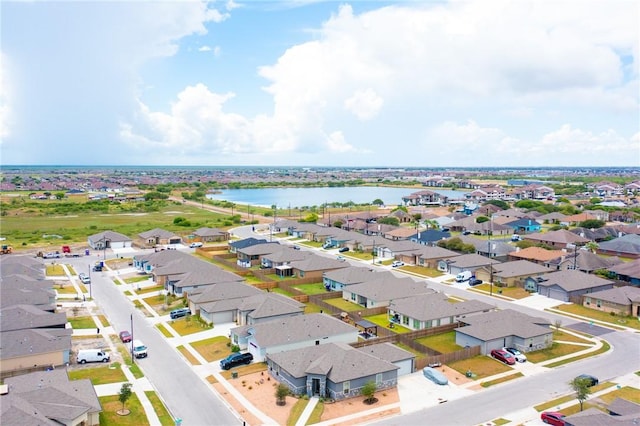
[417,346,482,371]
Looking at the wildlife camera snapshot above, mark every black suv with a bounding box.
[220,352,253,370]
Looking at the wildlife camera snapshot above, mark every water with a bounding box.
[206,186,466,208]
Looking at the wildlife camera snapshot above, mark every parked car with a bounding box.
[391,261,404,267]
[220,352,253,370]
[490,349,516,365]
[293,245,301,250]
[338,247,349,253]
[511,234,522,242]
[170,307,191,319]
[462,230,471,235]
[337,255,346,262]
[456,271,472,282]
[78,273,91,284]
[575,374,599,387]
[189,242,203,248]
[422,367,448,385]
[43,251,61,259]
[503,347,527,362]
[132,339,148,359]
[77,349,110,364]
[119,330,132,343]
[468,278,483,286]
[540,411,566,426]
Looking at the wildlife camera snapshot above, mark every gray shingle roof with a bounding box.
[238,293,305,320]
[346,276,434,302]
[586,286,640,305]
[0,305,67,332]
[189,282,263,304]
[457,309,551,341]
[492,260,552,278]
[233,313,357,347]
[322,267,382,285]
[356,342,415,363]
[599,234,640,255]
[87,230,132,244]
[138,228,177,239]
[267,342,398,382]
[535,270,614,292]
[443,253,501,268]
[389,293,494,322]
[0,328,72,359]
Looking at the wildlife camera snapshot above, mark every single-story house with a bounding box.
[438,253,501,275]
[322,267,383,292]
[410,229,451,246]
[235,242,283,268]
[228,237,268,254]
[138,228,182,247]
[545,250,622,273]
[343,277,434,309]
[355,342,416,377]
[287,255,350,280]
[236,292,306,326]
[87,230,132,250]
[191,227,230,243]
[0,305,67,332]
[525,270,615,301]
[608,259,640,286]
[230,313,359,362]
[523,229,589,250]
[388,292,494,331]
[188,281,264,324]
[503,218,542,234]
[582,286,640,317]
[416,246,460,269]
[266,342,399,401]
[475,260,552,288]
[508,247,567,265]
[455,309,553,354]
[1,370,101,426]
[0,328,72,376]
[563,397,640,426]
[597,234,640,259]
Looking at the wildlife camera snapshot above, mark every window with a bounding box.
[425,320,432,328]
[403,316,409,325]
[343,381,350,394]
[413,319,420,329]
[376,373,382,384]
[585,297,591,305]
[596,299,601,308]
[351,293,356,301]
[315,340,320,345]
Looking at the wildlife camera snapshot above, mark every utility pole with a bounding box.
[130,313,135,364]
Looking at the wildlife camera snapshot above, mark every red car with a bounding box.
[119,330,132,343]
[490,348,515,365]
[541,411,566,425]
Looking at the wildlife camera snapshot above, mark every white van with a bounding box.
[77,349,110,364]
[455,271,472,282]
[132,340,148,359]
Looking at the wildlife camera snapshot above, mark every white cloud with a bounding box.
[198,46,212,52]
[343,88,383,120]
[0,52,12,140]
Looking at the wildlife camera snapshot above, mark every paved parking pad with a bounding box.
[397,371,475,414]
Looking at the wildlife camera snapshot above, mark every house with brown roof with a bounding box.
[438,253,501,275]
[523,229,590,249]
[582,286,640,317]
[545,250,622,273]
[508,246,567,265]
[384,226,418,241]
[417,246,460,269]
[192,227,230,243]
[524,270,614,301]
[138,228,182,247]
[475,260,551,288]
[597,234,640,259]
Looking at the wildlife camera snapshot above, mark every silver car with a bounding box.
[503,347,527,362]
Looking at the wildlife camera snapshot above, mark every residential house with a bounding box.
[266,342,399,401]
[228,237,268,254]
[0,283,57,312]
[138,228,182,247]
[582,286,640,317]
[87,230,132,250]
[343,276,434,309]
[455,309,553,354]
[545,250,622,273]
[230,313,359,362]
[438,253,501,275]
[258,245,308,271]
[537,212,567,224]
[287,255,350,280]
[492,208,529,220]
[525,270,614,301]
[235,242,284,268]
[1,370,101,426]
[475,260,551,288]
[523,229,590,249]
[0,305,67,332]
[384,227,419,241]
[236,292,306,326]
[508,247,567,265]
[191,227,230,243]
[562,397,640,426]
[0,255,46,280]
[388,292,493,331]
[188,281,265,324]
[608,259,640,286]
[356,342,416,376]
[410,229,451,246]
[597,234,640,259]
[416,246,461,269]
[503,218,542,234]
[322,267,383,292]
[402,190,444,206]
[0,328,72,376]
[570,226,619,242]
[458,235,514,261]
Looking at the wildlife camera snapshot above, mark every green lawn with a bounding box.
[68,365,128,385]
[365,313,412,334]
[304,303,324,314]
[526,341,596,363]
[190,336,232,362]
[552,304,640,331]
[124,276,153,285]
[145,391,175,426]
[56,284,80,294]
[68,316,97,329]
[98,394,146,425]
[292,283,328,295]
[168,317,213,336]
[135,285,164,295]
[416,331,465,353]
[323,297,363,312]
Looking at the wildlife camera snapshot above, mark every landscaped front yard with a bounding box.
[448,355,512,379]
[191,336,232,362]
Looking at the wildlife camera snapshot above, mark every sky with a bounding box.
[1,0,639,168]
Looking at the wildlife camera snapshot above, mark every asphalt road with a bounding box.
[67,255,243,426]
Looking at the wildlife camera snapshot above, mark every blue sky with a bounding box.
[1,0,638,167]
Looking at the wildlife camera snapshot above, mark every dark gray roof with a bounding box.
[266,342,398,383]
[599,234,640,255]
[193,227,228,237]
[0,328,72,359]
[0,305,67,332]
[232,313,358,347]
[389,293,494,322]
[443,253,501,268]
[0,287,55,310]
[229,238,268,249]
[586,286,640,305]
[546,250,622,272]
[189,281,263,304]
[238,293,305,320]
[535,270,614,292]
[138,228,177,239]
[322,267,382,285]
[458,236,513,257]
[416,245,460,260]
[609,259,640,278]
[457,309,551,341]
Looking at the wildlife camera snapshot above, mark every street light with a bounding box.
[130,313,135,364]
[88,264,92,299]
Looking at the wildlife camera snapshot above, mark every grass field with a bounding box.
[416,331,465,353]
[68,365,128,385]
[448,355,512,379]
[190,336,232,362]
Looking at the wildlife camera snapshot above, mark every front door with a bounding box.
[312,378,320,395]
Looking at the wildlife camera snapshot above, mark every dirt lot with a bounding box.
[213,371,400,426]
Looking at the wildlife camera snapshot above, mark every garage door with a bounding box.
[548,288,566,302]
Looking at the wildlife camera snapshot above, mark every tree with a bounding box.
[484,200,509,210]
[378,216,400,226]
[476,216,490,223]
[118,383,133,415]
[554,319,562,331]
[372,199,384,206]
[585,241,599,253]
[579,219,605,229]
[570,377,592,411]
[361,381,377,405]
[275,383,289,406]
